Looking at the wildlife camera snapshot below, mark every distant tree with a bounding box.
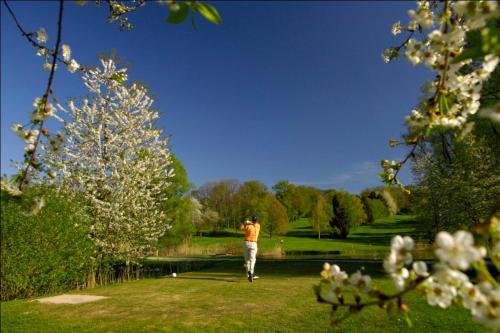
[265,195,289,238]
[350,195,368,227]
[310,195,331,239]
[235,180,269,224]
[330,192,351,238]
[273,180,300,221]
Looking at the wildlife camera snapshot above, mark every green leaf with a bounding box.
[110,73,125,86]
[167,3,189,24]
[193,3,221,25]
[438,94,449,115]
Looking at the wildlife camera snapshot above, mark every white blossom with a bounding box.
[391,21,402,35]
[36,27,48,43]
[435,231,484,270]
[67,59,80,73]
[412,261,428,277]
[43,63,57,72]
[61,44,71,62]
[425,277,457,308]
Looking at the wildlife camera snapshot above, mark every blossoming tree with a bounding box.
[47,58,173,263]
[316,0,500,330]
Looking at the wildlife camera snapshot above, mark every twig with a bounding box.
[16,0,64,189]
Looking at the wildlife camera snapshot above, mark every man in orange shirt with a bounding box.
[240,215,260,282]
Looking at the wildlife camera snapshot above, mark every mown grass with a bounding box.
[1,261,486,333]
[182,215,432,259]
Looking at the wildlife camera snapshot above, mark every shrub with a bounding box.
[329,192,366,238]
[362,197,389,223]
[1,187,95,300]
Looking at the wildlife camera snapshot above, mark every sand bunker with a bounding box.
[35,294,109,304]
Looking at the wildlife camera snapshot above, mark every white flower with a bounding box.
[405,38,424,65]
[391,21,402,35]
[36,27,48,43]
[435,231,484,270]
[391,267,409,291]
[473,287,500,329]
[43,63,57,72]
[412,261,429,277]
[25,144,36,153]
[425,277,457,308]
[408,1,434,29]
[349,270,371,290]
[62,44,71,61]
[36,48,46,57]
[408,20,418,31]
[0,179,22,197]
[11,123,24,136]
[460,282,488,316]
[67,59,80,73]
[326,264,349,289]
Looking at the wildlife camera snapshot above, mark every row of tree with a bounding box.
[168,178,412,242]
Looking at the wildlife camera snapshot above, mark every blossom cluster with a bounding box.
[35,27,80,73]
[318,226,499,329]
[380,0,500,188]
[1,26,81,197]
[390,1,499,131]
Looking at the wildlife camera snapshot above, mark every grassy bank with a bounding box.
[1,261,485,333]
[165,215,432,259]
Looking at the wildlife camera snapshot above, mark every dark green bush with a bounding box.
[1,187,95,300]
[329,192,366,238]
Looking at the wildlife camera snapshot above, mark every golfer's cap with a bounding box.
[252,215,259,222]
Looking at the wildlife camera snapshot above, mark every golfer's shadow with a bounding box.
[176,276,240,283]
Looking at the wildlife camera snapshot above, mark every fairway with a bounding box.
[180,215,432,259]
[1,261,486,333]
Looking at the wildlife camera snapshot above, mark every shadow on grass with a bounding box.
[176,276,240,283]
[198,261,388,279]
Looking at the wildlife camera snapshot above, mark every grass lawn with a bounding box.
[1,261,486,333]
[182,215,432,259]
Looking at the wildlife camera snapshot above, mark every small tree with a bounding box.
[330,192,351,238]
[310,195,331,239]
[265,194,289,238]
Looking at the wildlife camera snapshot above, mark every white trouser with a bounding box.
[243,240,258,274]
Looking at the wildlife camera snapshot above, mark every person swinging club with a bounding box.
[240,215,260,282]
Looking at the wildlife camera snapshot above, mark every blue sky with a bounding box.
[1,1,432,193]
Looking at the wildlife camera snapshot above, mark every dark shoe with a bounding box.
[248,271,253,282]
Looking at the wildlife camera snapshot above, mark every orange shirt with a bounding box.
[240,223,260,242]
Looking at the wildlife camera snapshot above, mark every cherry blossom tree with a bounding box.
[47,58,173,262]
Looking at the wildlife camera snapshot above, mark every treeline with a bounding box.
[179,179,412,241]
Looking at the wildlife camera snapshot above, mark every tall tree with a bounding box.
[47,59,172,262]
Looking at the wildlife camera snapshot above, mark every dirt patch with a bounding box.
[35,294,109,304]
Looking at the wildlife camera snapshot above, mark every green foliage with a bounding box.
[166,1,222,27]
[411,67,500,240]
[158,155,193,248]
[265,195,289,237]
[310,195,332,239]
[330,192,351,238]
[362,197,390,223]
[273,180,320,221]
[1,187,95,301]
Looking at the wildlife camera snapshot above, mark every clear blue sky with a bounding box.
[1,1,431,193]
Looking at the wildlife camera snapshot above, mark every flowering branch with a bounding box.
[320,1,500,329]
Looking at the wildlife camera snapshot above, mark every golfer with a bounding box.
[240,215,260,282]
